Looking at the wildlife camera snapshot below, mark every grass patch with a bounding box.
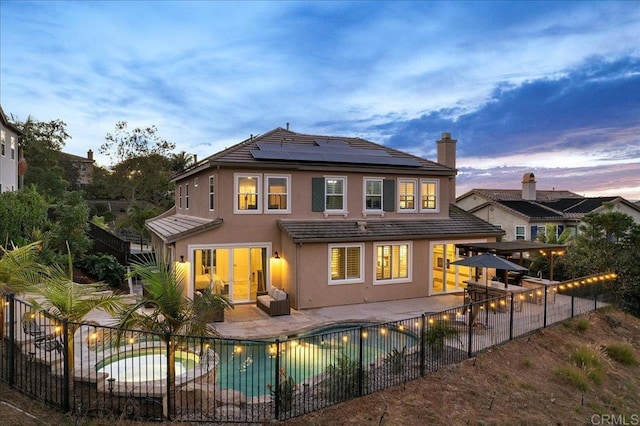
[605,343,638,366]
[521,358,533,368]
[555,366,589,391]
[571,345,603,370]
[573,318,590,333]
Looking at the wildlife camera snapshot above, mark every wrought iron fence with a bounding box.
[0,281,613,423]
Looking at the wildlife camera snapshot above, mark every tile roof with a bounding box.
[466,189,581,202]
[146,214,223,243]
[174,127,454,181]
[278,205,504,243]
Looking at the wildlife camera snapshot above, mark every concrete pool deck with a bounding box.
[214,294,466,339]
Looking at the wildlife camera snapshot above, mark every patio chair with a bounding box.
[21,312,63,353]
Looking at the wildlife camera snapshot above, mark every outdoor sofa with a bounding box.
[256,287,290,316]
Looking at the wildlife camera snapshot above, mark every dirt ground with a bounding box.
[1,308,639,426]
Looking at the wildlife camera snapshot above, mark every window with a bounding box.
[178,185,183,209]
[420,180,438,211]
[10,137,15,160]
[325,177,345,211]
[208,176,215,210]
[375,242,411,283]
[329,244,363,284]
[364,178,383,211]
[398,179,416,211]
[235,174,261,213]
[265,175,290,213]
[1,130,5,156]
[515,225,526,240]
[185,183,190,209]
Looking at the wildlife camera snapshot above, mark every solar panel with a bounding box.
[251,140,421,166]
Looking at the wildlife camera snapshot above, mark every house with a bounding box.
[59,150,95,187]
[146,128,504,309]
[0,106,22,192]
[456,172,640,241]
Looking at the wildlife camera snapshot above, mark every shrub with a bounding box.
[267,368,296,414]
[323,353,368,403]
[77,254,125,288]
[384,346,407,374]
[605,343,638,366]
[424,320,460,356]
[555,366,589,391]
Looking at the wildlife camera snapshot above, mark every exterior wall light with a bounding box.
[274,251,280,259]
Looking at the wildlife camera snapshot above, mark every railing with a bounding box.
[87,222,131,265]
[0,280,613,423]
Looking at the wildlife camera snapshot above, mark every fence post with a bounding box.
[571,288,575,318]
[7,293,15,387]
[358,326,364,397]
[420,314,426,376]
[165,332,172,421]
[509,295,514,341]
[467,302,473,358]
[274,338,280,420]
[62,318,70,413]
[543,287,548,328]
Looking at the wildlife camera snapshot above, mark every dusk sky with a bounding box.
[1,1,638,199]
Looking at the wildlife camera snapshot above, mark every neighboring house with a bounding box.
[456,172,640,241]
[60,150,95,187]
[146,128,504,309]
[0,106,21,192]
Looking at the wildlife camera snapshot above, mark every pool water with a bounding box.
[215,323,418,398]
[96,348,198,383]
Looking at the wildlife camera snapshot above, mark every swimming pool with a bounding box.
[215,322,419,398]
[96,347,199,383]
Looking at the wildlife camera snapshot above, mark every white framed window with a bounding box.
[398,179,416,212]
[185,183,190,209]
[328,243,363,285]
[265,174,290,213]
[10,137,15,160]
[515,225,526,240]
[419,179,438,212]
[0,130,5,156]
[208,176,215,211]
[325,176,346,212]
[364,178,383,212]
[235,174,261,213]
[374,242,411,284]
[178,185,183,209]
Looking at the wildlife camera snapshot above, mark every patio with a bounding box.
[214,293,465,339]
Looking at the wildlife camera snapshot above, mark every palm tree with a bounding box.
[530,224,573,279]
[0,242,45,338]
[26,248,126,380]
[169,151,195,173]
[118,202,156,249]
[115,253,231,416]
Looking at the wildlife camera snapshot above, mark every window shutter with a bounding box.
[383,179,395,212]
[311,177,325,212]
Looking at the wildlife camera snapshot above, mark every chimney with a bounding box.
[87,149,93,161]
[522,172,536,200]
[436,132,457,203]
[193,154,198,164]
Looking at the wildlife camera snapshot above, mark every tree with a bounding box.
[117,202,157,249]
[115,253,231,415]
[528,223,573,279]
[561,208,640,316]
[100,121,175,166]
[169,151,195,173]
[10,116,71,199]
[27,248,126,386]
[48,191,92,260]
[110,153,173,204]
[0,186,48,245]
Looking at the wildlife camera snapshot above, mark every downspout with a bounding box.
[295,242,302,310]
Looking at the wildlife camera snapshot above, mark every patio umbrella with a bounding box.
[450,253,528,325]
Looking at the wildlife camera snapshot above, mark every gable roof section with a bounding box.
[278,205,504,243]
[173,127,453,182]
[0,106,22,135]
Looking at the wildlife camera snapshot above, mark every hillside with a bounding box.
[1,308,639,425]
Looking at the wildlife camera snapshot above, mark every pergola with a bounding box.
[455,241,567,280]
